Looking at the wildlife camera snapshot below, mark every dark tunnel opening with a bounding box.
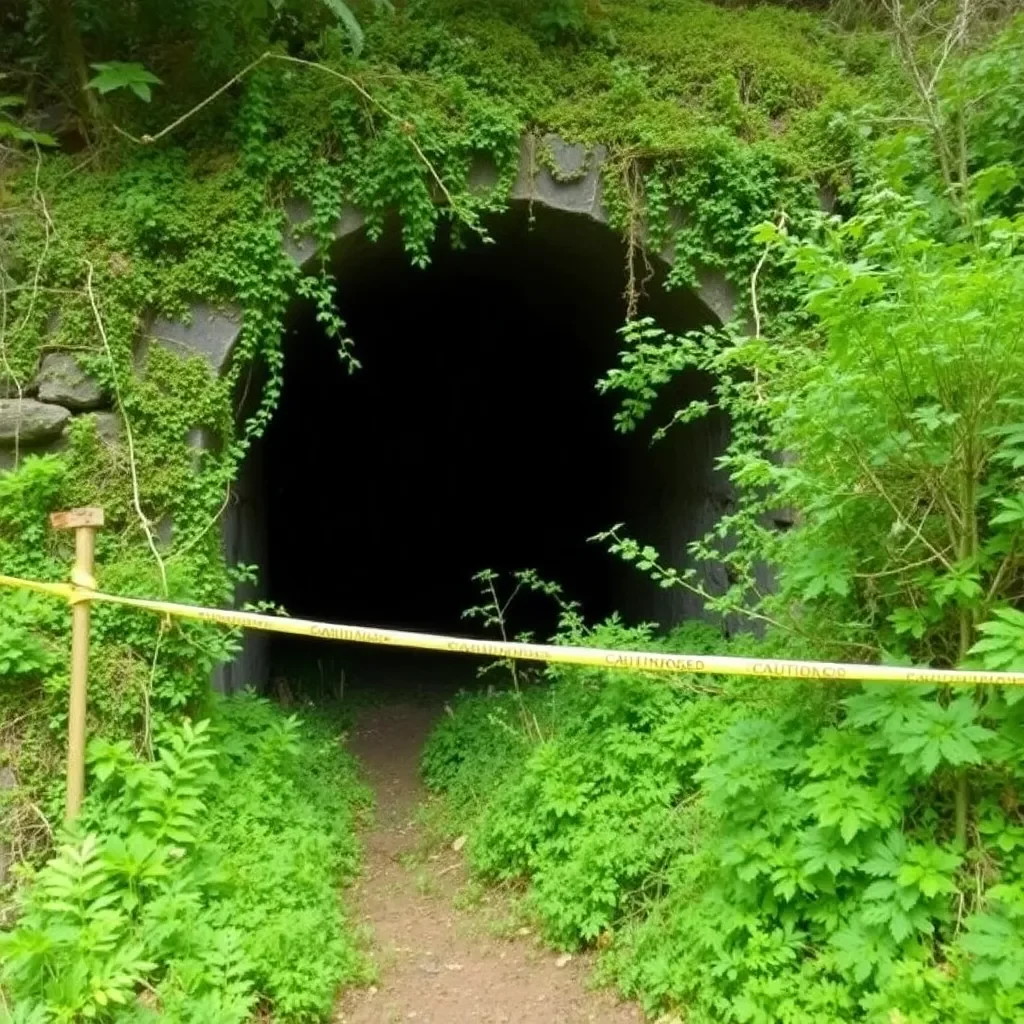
[223,208,731,696]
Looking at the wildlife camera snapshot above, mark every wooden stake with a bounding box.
[50,507,104,822]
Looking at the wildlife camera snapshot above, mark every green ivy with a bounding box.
[0,0,878,841]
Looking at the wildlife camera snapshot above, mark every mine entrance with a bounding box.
[227,208,728,696]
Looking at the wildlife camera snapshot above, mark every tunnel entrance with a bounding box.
[223,208,731,695]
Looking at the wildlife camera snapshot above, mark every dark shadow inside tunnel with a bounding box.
[222,208,732,696]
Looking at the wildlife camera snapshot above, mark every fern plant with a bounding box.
[0,696,369,1023]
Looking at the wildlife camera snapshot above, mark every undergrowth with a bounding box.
[423,619,1024,1024]
[2,1,1023,1021]
[0,694,370,1023]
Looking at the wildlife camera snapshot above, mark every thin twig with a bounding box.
[85,262,173,757]
[0,144,53,468]
[29,801,53,838]
[854,552,944,579]
[851,448,955,571]
[84,261,168,597]
[751,212,788,341]
[168,478,233,561]
[621,158,653,320]
[110,51,468,224]
[142,620,166,759]
[109,52,272,147]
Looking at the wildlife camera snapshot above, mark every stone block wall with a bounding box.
[0,353,120,473]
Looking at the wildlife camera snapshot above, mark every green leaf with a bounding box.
[321,0,365,56]
[990,494,1024,527]
[86,62,162,101]
[971,162,1018,206]
[0,118,56,146]
[751,220,783,245]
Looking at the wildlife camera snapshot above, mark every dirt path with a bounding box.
[336,702,642,1024]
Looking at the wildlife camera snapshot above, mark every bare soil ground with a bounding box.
[335,701,642,1024]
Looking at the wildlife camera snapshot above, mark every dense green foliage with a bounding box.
[0,695,369,1023]
[0,0,878,897]
[0,454,238,854]
[0,3,871,663]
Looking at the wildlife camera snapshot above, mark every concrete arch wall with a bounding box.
[210,141,746,692]
[2,135,738,477]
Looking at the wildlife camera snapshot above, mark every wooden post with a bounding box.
[50,507,104,822]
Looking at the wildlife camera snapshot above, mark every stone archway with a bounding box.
[181,137,738,693]
[0,136,738,481]
[0,134,744,695]
[0,133,747,696]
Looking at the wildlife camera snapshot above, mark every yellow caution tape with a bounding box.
[1,571,1022,687]
[0,574,76,602]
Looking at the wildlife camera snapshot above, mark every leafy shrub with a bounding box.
[425,614,1024,1022]
[488,18,1024,1021]
[421,686,541,823]
[0,448,240,843]
[607,680,1024,1024]
[0,695,369,1023]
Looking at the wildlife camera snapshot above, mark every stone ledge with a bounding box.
[34,351,107,411]
[0,398,71,446]
[282,200,366,266]
[511,134,609,223]
[146,303,244,373]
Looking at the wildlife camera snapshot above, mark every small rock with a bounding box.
[555,953,573,968]
[154,515,173,546]
[0,766,16,790]
[517,926,531,936]
[0,398,71,446]
[451,834,467,852]
[186,425,217,461]
[34,352,106,411]
[136,989,159,1011]
[445,963,463,971]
